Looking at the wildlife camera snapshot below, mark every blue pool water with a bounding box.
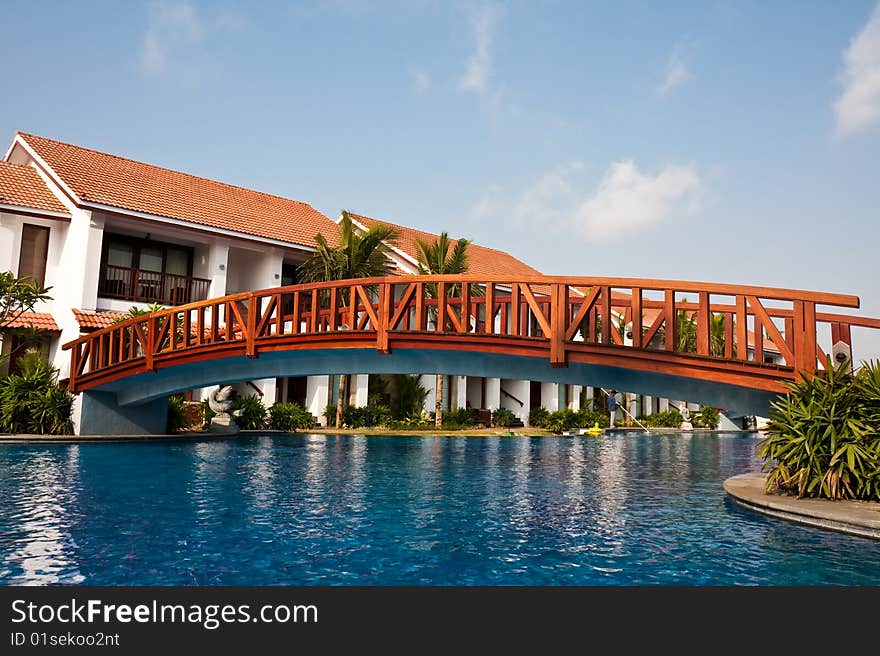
[1,432,878,585]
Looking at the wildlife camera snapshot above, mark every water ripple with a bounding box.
[1,433,879,585]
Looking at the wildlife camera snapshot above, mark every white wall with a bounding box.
[226,246,283,294]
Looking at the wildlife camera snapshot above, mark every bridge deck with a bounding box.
[63,275,880,411]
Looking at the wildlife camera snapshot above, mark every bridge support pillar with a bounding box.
[78,390,168,436]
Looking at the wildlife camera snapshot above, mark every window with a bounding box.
[18,224,50,287]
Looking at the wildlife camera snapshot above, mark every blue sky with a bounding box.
[2,1,880,359]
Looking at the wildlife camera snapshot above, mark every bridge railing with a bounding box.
[63,275,880,393]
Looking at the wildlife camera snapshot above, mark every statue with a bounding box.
[208,385,242,434]
[679,402,693,432]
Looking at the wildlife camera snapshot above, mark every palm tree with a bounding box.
[300,211,399,428]
[414,232,472,428]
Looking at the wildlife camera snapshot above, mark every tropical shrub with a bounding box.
[492,407,516,427]
[576,408,609,429]
[166,394,188,433]
[759,360,880,501]
[0,350,73,435]
[268,402,315,431]
[529,406,551,428]
[638,409,683,428]
[442,407,479,429]
[695,405,720,429]
[391,374,429,420]
[232,395,267,430]
[202,399,215,429]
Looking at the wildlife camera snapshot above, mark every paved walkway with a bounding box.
[724,472,880,540]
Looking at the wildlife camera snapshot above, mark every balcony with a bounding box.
[98,264,211,306]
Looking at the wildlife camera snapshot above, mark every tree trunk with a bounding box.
[434,374,443,428]
[335,373,347,428]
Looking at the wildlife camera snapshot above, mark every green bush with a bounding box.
[383,414,433,431]
[638,409,683,428]
[268,402,315,431]
[695,405,720,429]
[492,407,516,427]
[0,350,73,435]
[759,359,880,501]
[324,401,392,428]
[529,406,550,428]
[575,408,609,429]
[391,374,429,419]
[232,394,267,430]
[442,407,479,429]
[202,399,215,429]
[167,394,188,433]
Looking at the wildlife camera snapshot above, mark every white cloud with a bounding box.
[460,4,500,92]
[139,0,239,76]
[834,4,880,137]
[411,67,431,93]
[573,161,702,241]
[658,46,691,96]
[475,161,702,243]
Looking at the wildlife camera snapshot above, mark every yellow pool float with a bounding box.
[586,422,603,436]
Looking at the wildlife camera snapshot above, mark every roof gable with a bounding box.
[0,160,68,215]
[15,132,338,248]
[349,212,543,279]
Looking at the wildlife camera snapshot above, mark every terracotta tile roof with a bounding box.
[17,132,338,248]
[0,311,60,332]
[72,309,126,330]
[350,213,544,279]
[0,160,68,214]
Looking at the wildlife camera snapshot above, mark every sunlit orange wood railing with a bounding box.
[63,275,880,394]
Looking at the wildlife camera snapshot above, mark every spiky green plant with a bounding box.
[759,359,880,501]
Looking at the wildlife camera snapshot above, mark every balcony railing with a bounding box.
[98,264,211,306]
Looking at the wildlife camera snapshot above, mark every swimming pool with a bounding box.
[1,432,878,585]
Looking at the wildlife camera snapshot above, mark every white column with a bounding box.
[420,374,437,414]
[454,375,467,410]
[570,385,581,411]
[306,375,330,426]
[485,377,501,410]
[353,374,369,406]
[643,395,653,416]
[660,398,669,412]
[541,382,559,411]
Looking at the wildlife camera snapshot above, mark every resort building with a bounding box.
[0,131,730,431]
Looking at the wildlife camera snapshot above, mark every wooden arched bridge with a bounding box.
[63,275,880,434]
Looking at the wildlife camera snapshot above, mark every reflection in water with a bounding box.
[1,433,878,586]
[2,448,84,585]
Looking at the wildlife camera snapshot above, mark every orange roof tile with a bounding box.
[0,311,60,332]
[0,160,68,214]
[350,213,543,279]
[17,133,338,249]
[72,309,126,330]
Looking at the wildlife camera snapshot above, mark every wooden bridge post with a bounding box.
[630,287,643,349]
[145,315,157,372]
[246,292,257,358]
[377,282,391,354]
[550,283,566,367]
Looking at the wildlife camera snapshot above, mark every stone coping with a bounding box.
[724,472,880,541]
